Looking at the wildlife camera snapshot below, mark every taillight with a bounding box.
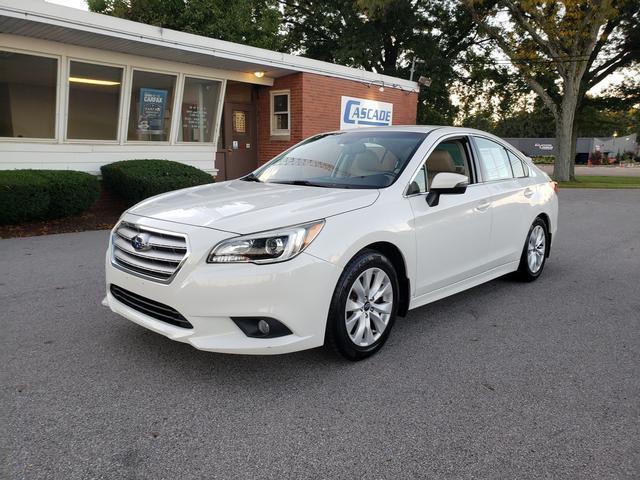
[550,181,558,193]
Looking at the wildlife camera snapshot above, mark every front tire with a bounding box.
[325,250,399,360]
[516,218,549,281]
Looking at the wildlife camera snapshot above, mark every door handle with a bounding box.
[475,200,491,212]
[524,187,534,198]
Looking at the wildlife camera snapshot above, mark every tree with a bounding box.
[282,0,481,125]
[87,0,284,51]
[282,0,429,77]
[578,77,640,137]
[464,0,639,181]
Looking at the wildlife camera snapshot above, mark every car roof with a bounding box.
[332,125,497,136]
[327,126,530,160]
[327,125,517,146]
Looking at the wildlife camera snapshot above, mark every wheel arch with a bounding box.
[535,212,552,257]
[537,212,550,231]
[356,241,410,317]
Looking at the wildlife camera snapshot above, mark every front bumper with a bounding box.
[103,215,341,354]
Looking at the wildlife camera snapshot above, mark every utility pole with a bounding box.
[409,57,425,82]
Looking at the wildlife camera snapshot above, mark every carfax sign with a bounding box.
[138,88,168,134]
[340,96,393,129]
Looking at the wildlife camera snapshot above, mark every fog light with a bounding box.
[258,319,270,335]
[231,317,293,338]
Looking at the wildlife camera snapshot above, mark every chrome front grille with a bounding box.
[111,222,188,282]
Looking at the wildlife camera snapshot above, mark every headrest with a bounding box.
[427,150,455,172]
[353,150,395,173]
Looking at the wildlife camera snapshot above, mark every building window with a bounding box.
[127,70,176,141]
[233,111,247,133]
[67,61,123,141]
[270,90,290,136]
[0,51,57,139]
[178,77,222,143]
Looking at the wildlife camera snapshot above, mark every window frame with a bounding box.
[0,47,61,143]
[63,57,126,144]
[270,89,291,137]
[124,67,180,144]
[175,74,226,145]
[470,135,517,184]
[405,135,478,197]
[506,149,529,178]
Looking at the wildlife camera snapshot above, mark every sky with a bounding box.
[46,0,87,9]
[45,0,629,97]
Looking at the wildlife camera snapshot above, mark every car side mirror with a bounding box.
[426,173,468,207]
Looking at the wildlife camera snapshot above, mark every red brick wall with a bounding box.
[256,72,418,165]
[256,74,304,165]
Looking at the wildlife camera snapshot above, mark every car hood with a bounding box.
[127,180,380,234]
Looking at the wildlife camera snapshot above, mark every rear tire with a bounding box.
[516,218,548,282]
[325,250,399,360]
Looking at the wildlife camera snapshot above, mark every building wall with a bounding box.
[256,74,304,165]
[257,72,418,165]
[1,34,419,174]
[503,135,638,157]
[0,34,271,175]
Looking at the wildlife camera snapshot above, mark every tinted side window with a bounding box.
[507,150,528,178]
[474,137,513,182]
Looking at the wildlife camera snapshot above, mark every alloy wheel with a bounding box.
[345,267,394,347]
[527,224,546,273]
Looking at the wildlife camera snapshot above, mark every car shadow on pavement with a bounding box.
[100,271,530,390]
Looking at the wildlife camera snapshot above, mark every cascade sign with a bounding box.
[340,96,393,129]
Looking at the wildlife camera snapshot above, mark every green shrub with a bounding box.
[101,159,214,205]
[0,170,100,225]
[532,156,555,164]
[35,170,100,218]
[0,171,50,224]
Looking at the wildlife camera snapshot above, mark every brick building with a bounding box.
[0,0,418,180]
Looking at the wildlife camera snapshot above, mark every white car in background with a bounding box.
[103,126,558,360]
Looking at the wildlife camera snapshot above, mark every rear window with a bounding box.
[507,150,529,178]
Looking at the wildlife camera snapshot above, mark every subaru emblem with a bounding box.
[131,232,151,251]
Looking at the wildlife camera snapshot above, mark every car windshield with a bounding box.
[251,131,427,189]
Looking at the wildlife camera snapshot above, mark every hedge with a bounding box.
[101,159,214,205]
[0,170,100,225]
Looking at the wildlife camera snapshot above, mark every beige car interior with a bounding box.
[426,150,456,186]
[349,145,399,177]
[425,142,469,188]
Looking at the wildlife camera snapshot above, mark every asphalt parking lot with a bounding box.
[2,189,639,479]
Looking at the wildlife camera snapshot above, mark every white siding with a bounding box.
[0,35,274,174]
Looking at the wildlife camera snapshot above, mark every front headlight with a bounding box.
[207,220,325,264]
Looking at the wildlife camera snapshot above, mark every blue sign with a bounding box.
[138,88,168,133]
[341,96,393,129]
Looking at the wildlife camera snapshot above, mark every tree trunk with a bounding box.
[553,91,578,182]
[569,119,578,180]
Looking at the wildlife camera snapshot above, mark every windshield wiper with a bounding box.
[269,180,332,187]
[241,173,261,182]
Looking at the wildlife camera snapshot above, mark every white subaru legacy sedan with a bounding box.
[103,126,558,360]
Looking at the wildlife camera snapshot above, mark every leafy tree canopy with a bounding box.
[463,0,639,179]
[88,0,638,169]
[87,0,283,51]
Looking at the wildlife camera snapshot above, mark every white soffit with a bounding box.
[0,0,418,91]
